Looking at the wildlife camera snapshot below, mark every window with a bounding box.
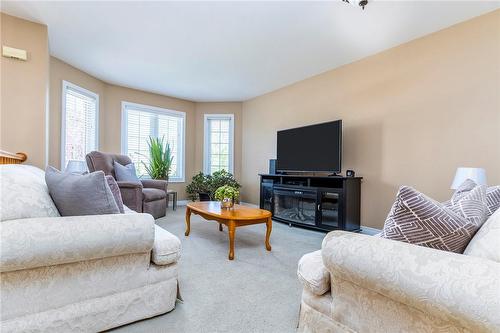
[121,101,185,182]
[61,81,99,170]
[204,114,234,174]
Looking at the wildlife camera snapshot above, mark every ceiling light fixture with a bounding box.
[342,0,368,10]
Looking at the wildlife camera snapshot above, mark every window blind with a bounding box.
[62,83,98,170]
[204,115,234,174]
[122,103,185,181]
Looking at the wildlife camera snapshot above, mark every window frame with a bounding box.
[60,80,99,171]
[203,113,235,175]
[120,101,186,183]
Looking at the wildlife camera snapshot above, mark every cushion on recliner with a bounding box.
[297,250,330,296]
[143,188,166,202]
[152,225,181,265]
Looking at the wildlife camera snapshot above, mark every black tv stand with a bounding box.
[259,173,362,232]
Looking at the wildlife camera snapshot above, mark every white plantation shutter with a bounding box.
[62,81,98,170]
[204,114,234,174]
[122,102,185,181]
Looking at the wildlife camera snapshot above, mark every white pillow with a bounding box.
[464,208,500,263]
[0,165,60,221]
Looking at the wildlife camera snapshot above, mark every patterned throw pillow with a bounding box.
[447,179,500,217]
[381,185,487,253]
[486,186,500,216]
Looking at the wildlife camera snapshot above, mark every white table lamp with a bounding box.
[65,160,88,174]
[451,167,487,189]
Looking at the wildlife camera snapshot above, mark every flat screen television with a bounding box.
[276,120,342,173]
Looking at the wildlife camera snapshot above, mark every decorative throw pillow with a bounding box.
[463,208,500,263]
[45,166,120,216]
[381,185,487,253]
[105,175,125,213]
[447,179,500,217]
[114,161,140,182]
[486,186,500,216]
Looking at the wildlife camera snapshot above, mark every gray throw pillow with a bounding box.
[381,185,487,253]
[114,161,140,182]
[45,166,120,216]
[105,175,125,213]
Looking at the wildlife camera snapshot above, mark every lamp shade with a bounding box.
[450,167,487,189]
[65,160,88,174]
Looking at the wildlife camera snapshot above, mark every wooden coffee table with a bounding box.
[185,201,272,260]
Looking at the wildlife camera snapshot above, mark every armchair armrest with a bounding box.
[116,180,143,189]
[321,231,500,332]
[117,181,143,212]
[141,179,168,192]
[0,213,155,273]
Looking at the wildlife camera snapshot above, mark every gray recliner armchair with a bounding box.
[85,151,167,219]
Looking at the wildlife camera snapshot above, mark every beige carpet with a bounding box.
[109,206,325,333]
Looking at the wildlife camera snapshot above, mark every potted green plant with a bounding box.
[186,172,211,201]
[142,136,174,180]
[214,185,240,209]
[186,170,241,201]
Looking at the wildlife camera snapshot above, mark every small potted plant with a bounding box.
[186,172,211,201]
[214,185,240,209]
[186,170,241,202]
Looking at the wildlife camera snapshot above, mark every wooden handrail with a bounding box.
[0,150,27,164]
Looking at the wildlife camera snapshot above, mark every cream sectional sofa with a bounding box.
[297,209,500,333]
[0,165,181,332]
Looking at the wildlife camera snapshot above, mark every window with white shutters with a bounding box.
[203,114,234,174]
[121,102,185,182]
[61,81,99,170]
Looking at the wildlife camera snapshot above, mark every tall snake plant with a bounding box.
[142,136,174,180]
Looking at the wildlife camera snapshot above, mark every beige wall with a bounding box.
[1,13,49,167]
[194,102,243,181]
[49,57,246,200]
[241,10,500,229]
[102,84,195,198]
[49,57,196,199]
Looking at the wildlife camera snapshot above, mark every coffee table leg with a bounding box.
[185,207,191,236]
[228,221,235,260]
[265,217,272,251]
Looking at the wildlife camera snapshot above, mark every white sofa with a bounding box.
[0,165,181,332]
[297,209,500,333]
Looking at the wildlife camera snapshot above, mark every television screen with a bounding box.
[276,120,342,173]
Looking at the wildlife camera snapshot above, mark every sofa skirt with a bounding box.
[1,277,178,332]
[1,253,179,332]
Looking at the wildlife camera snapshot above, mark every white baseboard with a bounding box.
[175,200,189,206]
[360,226,381,235]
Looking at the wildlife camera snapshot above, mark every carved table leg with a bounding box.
[185,207,191,236]
[219,223,223,232]
[265,217,272,251]
[228,221,236,260]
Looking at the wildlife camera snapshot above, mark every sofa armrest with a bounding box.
[152,225,181,265]
[321,231,500,332]
[141,179,168,192]
[297,250,330,296]
[0,213,155,273]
